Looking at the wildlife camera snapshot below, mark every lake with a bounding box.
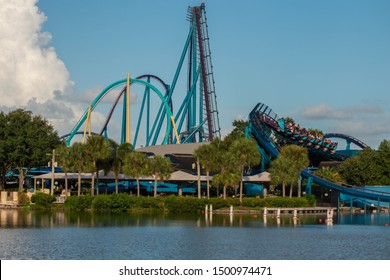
[0,209,389,260]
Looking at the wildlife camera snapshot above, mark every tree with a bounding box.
[315,166,343,183]
[224,119,249,144]
[212,150,241,199]
[85,135,111,195]
[0,109,61,192]
[210,138,241,199]
[68,142,89,196]
[229,138,261,203]
[269,156,292,197]
[194,143,216,199]
[111,143,133,194]
[281,145,310,197]
[377,140,390,185]
[123,151,150,196]
[149,155,173,197]
[0,112,10,190]
[56,144,72,196]
[338,147,382,186]
[269,145,309,197]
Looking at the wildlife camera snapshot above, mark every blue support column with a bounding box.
[133,84,149,148]
[146,82,151,145]
[306,177,313,195]
[364,199,367,214]
[350,198,353,213]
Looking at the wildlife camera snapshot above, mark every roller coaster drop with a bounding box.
[247,102,390,209]
[64,4,220,147]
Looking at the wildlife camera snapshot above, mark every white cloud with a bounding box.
[294,103,390,148]
[0,0,74,107]
[299,103,383,120]
[0,0,108,139]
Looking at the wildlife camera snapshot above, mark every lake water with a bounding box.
[0,209,389,260]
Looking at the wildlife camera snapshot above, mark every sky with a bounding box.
[1,0,389,148]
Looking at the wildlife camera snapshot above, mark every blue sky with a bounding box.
[1,0,389,148]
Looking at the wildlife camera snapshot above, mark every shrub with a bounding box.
[65,195,93,211]
[63,194,316,212]
[305,194,317,207]
[31,192,55,208]
[18,192,31,207]
[92,195,111,211]
[164,196,206,213]
[108,194,131,212]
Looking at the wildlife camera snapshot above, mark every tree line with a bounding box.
[318,140,390,186]
[2,109,388,201]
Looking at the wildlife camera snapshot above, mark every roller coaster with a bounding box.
[63,4,220,147]
[60,4,390,208]
[247,102,390,209]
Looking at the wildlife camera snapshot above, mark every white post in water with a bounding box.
[326,208,333,224]
[277,207,281,219]
[210,204,213,215]
[263,207,268,216]
[205,204,209,214]
[230,205,233,215]
[293,208,298,219]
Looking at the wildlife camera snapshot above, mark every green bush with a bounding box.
[305,194,317,207]
[63,194,316,212]
[108,194,131,212]
[92,195,111,211]
[65,195,93,211]
[18,192,31,207]
[164,196,206,213]
[31,192,56,208]
[135,196,165,211]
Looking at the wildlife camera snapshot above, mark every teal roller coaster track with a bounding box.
[247,102,390,209]
[63,4,221,147]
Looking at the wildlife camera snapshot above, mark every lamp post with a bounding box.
[192,160,201,199]
[46,149,56,196]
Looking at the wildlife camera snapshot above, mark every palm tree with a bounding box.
[149,155,173,197]
[281,145,310,197]
[315,166,342,183]
[56,144,71,196]
[212,150,241,199]
[209,138,227,197]
[68,142,89,196]
[85,136,111,195]
[269,156,292,197]
[229,138,261,203]
[123,151,150,196]
[111,143,133,194]
[269,145,309,197]
[194,143,216,199]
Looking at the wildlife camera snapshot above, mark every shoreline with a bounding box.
[1,204,388,214]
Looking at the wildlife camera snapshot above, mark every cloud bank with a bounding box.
[0,0,73,106]
[0,0,104,138]
[296,103,390,147]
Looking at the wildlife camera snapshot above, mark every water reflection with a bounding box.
[1,209,389,228]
